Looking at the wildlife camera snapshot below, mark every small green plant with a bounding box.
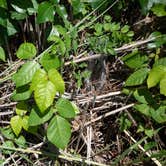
[122,32,166,125]
[10,42,79,149]
[86,15,134,55]
[72,62,91,88]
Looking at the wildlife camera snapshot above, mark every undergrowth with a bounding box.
[0,0,166,165]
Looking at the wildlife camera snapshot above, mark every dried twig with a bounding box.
[124,130,162,166]
[65,37,156,66]
[0,145,109,166]
[85,103,134,126]
[0,93,13,100]
[0,111,13,116]
[79,91,121,104]
[0,102,17,108]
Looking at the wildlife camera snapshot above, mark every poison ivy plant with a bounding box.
[10,42,79,149]
[122,32,166,124]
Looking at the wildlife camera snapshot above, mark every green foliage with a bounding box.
[139,0,166,16]
[147,65,166,88]
[87,15,134,55]
[151,3,166,17]
[37,2,54,24]
[47,115,71,149]
[122,50,148,69]
[125,68,149,86]
[73,66,91,88]
[0,46,6,61]
[28,107,54,126]
[10,115,23,137]
[0,126,27,156]
[56,98,76,118]
[39,53,61,71]
[34,80,56,113]
[151,106,166,123]
[1,0,165,162]
[16,43,37,59]
[122,31,166,126]
[148,32,166,49]
[48,69,65,94]
[10,42,78,149]
[12,61,40,88]
[0,0,7,9]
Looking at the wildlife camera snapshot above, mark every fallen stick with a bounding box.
[65,37,156,66]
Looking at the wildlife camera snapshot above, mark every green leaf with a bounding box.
[70,0,86,15]
[12,86,32,101]
[147,65,166,88]
[11,4,26,13]
[151,4,166,17]
[15,135,26,148]
[28,107,54,126]
[47,115,71,149]
[12,61,40,88]
[134,104,153,117]
[7,20,17,36]
[48,37,66,55]
[148,31,162,40]
[56,5,68,25]
[119,115,132,131]
[137,124,145,133]
[30,69,47,91]
[31,0,38,10]
[71,102,80,114]
[160,75,166,96]
[121,25,129,33]
[127,31,134,37]
[144,142,157,151]
[56,98,76,118]
[103,23,111,32]
[48,69,65,94]
[94,23,103,35]
[11,11,27,20]
[153,57,166,67]
[47,25,60,41]
[34,80,56,113]
[39,53,61,71]
[0,127,15,139]
[148,32,166,48]
[0,0,7,9]
[110,22,120,31]
[10,115,22,136]
[16,42,37,59]
[133,88,155,105]
[64,34,71,51]
[125,68,149,86]
[37,2,54,24]
[151,106,166,123]
[145,129,154,138]
[22,116,29,131]
[16,102,28,116]
[2,141,15,154]
[0,46,6,62]
[123,52,148,69]
[56,25,67,35]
